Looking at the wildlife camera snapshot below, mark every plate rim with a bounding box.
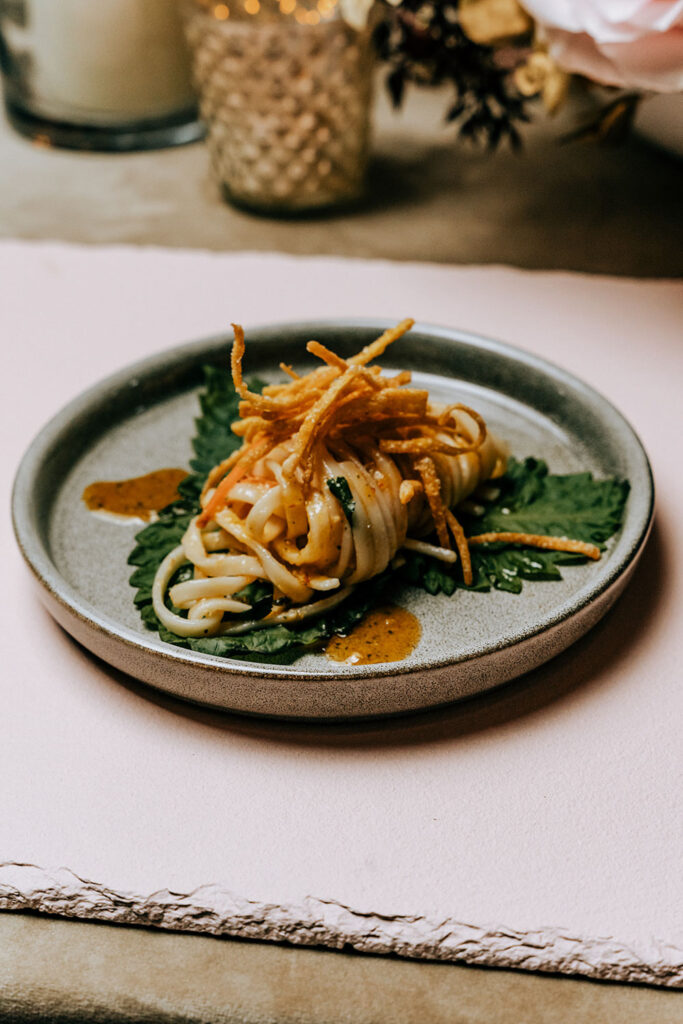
[12,317,655,686]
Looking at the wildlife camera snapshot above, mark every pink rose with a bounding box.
[522,1,683,91]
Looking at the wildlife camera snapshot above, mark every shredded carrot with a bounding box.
[198,433,266,525]
[200,449,243,499]
[198,462,249,526]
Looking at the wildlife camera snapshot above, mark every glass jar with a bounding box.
[180,0,375,214]
[0,0,202,151]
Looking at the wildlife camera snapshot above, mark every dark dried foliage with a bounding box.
[374,0,532,149]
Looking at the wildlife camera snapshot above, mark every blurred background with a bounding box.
[1,0,681,276]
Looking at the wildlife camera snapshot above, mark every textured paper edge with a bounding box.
[1,864,681,987]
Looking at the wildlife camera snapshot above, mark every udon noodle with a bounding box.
[152,320,599,639]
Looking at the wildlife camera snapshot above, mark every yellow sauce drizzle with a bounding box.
[325,605,421,665]
[82,468,187,522]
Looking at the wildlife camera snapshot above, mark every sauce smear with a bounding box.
[82,468,188,522]
[325,605,421,666]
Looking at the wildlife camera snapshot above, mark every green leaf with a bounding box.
[326,476,355,524]
[471,457,630,547]
[402,457,629,595]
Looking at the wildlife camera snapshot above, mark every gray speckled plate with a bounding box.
[12,321,653,720]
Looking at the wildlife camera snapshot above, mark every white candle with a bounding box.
[14,0,195,124]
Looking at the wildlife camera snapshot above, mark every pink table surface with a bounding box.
[1,242,681,986]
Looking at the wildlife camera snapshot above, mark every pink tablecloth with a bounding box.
[1,242,681,986]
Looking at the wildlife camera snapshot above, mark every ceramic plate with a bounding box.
[12,321,653,720]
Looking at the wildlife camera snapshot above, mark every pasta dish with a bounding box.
[152,320,599,639]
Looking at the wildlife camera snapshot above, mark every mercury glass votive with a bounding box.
[180,0,375,214]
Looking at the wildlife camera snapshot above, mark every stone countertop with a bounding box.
[1,85,682,277]
[1,914,681,1024]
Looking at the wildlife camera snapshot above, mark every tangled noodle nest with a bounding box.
[151,320,599,639]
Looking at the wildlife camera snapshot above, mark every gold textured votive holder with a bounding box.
[180,0,375,214]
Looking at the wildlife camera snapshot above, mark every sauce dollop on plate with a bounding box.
[82,468,187,522]
[325,605,421,665]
